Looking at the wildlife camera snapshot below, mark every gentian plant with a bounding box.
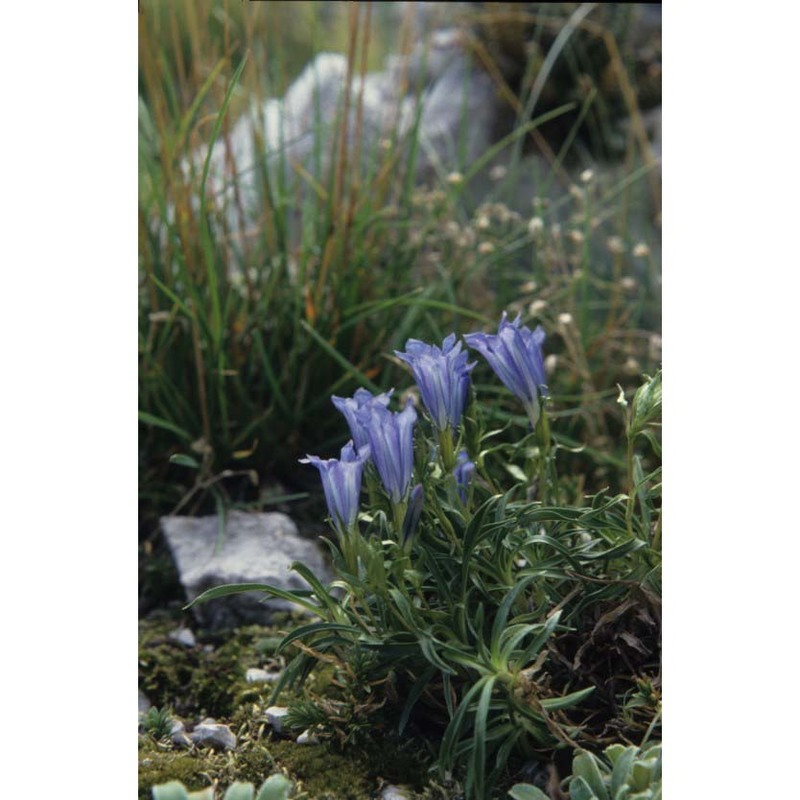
[190,314,661,799]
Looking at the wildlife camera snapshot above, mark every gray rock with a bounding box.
[380,786,413,800]
[160,511,331,630]
[138,689,152,716]
[245,667,282,684]
[189,718,237,751]
[296,728,320,745]
[168,627,196,648]
[170,719,193,749]
[190,25,503,249]
[265,705,290,735]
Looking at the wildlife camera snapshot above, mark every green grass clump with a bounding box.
[139,3,661,797]
[138,2,660,529]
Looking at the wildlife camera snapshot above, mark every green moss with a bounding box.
[266,737,434,800]
[139,619,291,718]
[138,738,218,799]
[139,617,441,798]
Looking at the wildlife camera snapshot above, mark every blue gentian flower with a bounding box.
[453,449,476,504]
[464,312,548,427]
[356,398,417,504]
[331,388,393,453]
[394,334,475,433]
[299,441,368,537]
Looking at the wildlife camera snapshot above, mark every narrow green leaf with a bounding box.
[539,685,595,710]
[184,582,323,618]
[168,453,200,469]
[490,577,537,660]
[398,664,437,735]
[139,410,193,444]
[440,677,488,769]
[298,320,381,393]
[277,622,361,653]
[470,675,497,799]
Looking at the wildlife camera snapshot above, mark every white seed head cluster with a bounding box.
[527,216,545,236]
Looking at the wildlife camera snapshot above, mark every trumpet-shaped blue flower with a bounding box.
[464,312,547,426]
[331,388,393,454]
[453,449,476,504]
[394,334,475,433]
[299,441,368,537]
[356,398,417,504]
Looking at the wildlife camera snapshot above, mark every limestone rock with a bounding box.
[296,728,320,745]
[160,511,331,630]
[189,718,237,751]
[265,706,290,735]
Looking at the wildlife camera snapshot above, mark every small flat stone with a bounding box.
[170,719,192,748]
[380,785,413,800]
[189,718,236,751]
[265,706,290,735]
[246,667,282,683]
[296,729,319,745]
[168,627,197,648]
[138,689,152,715]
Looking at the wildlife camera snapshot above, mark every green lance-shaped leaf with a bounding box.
[568,775,601,800]
[631,370,662,437]
[185,582,323,618]
[277,621,362,654]
[467,674,497,799]
[572,751,610,800]
[609,746,638,797]
[508,785,552,800]
[539,685,595,710]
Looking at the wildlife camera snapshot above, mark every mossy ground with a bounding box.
[139,613,451,799]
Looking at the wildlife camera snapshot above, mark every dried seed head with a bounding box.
[478,241,496,255]
[456,229,476,248]
[633,242,651,258]
[620,276,637,291]
[521,280,537,293]
[568,229,585,244]
[489,164,508,181]
[446,171,464,186]
[444,220,460,238]
[580,168,594,183]
[569,185,585,202]
[529,299,548,316]
[648,334,662,362]
[558,312,573,327]
[476,214,491,230]
[527,216,544,236]
[623,357,641,375]
[606,235,625,254]
[544,354,559,374]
